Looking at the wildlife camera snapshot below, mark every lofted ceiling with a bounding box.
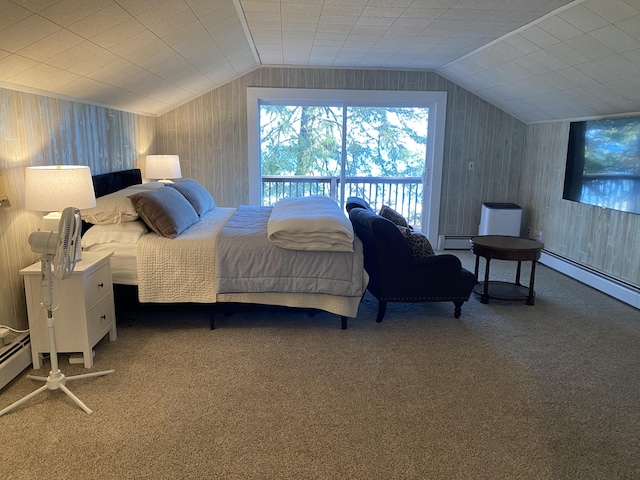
[0,0,639,123]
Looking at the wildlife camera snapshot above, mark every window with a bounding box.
[248,88,447,242]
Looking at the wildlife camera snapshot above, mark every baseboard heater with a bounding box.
[539,251,640,310]
[0,333,32,391]
[438,235,472,250]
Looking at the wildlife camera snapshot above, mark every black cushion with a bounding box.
[345,197,375,213]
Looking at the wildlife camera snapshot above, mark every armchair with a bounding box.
[348,201,476,322]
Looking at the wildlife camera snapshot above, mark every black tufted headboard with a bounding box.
[91,168,142,198]
[82,169,143,235]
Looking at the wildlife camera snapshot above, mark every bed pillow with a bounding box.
[129,182,166,190]
[167,179,215,216]
[128,187,199,238]
[379,205,410,228]
[81,220,148,248]
[81,183,167,224]
[81,189,140,224]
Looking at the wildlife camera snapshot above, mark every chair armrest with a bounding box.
[403,253,463,271]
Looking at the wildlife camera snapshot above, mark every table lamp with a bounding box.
[25,165,96,260]
[145,155,182,183]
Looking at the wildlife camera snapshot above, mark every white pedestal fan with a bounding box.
[0,207,114,416]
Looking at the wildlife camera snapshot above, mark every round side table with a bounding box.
[470,235,544,305]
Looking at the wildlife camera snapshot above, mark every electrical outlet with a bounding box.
[527,227,532,237]
[538,230,543,242]
[0,327,10,339]
[468,161,475,171]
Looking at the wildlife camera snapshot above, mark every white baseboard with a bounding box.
[540,251,640,310]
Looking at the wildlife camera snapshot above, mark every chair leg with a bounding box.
[376,301,387,323]
[453,301,463,319]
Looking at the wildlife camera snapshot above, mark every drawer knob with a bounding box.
[101,315,107,320]
[98,283,104,288]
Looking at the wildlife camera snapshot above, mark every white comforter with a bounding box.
[267,196,354,252]
[136,207,234,303]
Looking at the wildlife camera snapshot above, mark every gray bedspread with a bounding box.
[215,206,365,297]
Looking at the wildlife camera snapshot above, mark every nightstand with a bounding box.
[20,251,117,369]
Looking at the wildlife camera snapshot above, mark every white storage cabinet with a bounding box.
[478,202,522,237]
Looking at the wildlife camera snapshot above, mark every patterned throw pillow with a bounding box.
[398,226,434,259]
[379,205,409,228]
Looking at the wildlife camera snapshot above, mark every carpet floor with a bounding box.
[0,251,639,479]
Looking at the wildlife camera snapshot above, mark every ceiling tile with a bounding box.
[113,0,168,17]
[583,0,638,24]
[565,34,616,60]
[557,4,610,33]
[574,59,626,83]
[86,59,141,85]
[108,30,160,58]
[6,62,78,90]
[0,1,32,31]
[46,41,105,70]
[0,54,38,81]
[506,34,541,55]
[545,42,590,66]
[537,14,583,41]
[40,0,113,27]
[605,76,640,98]
[91,18,148,49]
[518,25,561,48]
[555,66,599,87]
[615,15,640,39]
[0,14,60,52]
[66,49,121,76]
[67,3,132,39]
[16,29,84,62]
[622,48,640,66]
[240,2,281,14]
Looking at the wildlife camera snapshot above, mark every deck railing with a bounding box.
[262,175,423,227]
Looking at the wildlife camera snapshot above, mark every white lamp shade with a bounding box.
[25,165,96,212]
[145,155,182,181]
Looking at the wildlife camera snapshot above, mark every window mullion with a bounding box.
[339,105,348,208]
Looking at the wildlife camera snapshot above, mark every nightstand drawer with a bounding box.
[87,294,115,345]
[85,264,113,308]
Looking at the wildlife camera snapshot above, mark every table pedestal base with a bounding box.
[473,281,535,305]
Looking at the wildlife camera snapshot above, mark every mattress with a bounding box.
[84,242,138,285]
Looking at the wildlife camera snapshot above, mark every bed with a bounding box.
[81,169,367,329]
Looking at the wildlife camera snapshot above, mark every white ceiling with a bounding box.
[1,0,639,123]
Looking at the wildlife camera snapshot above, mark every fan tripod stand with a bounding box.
[0,254,114,417]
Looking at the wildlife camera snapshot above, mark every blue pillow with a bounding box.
[167,179,215,216]
[128,188,199,238]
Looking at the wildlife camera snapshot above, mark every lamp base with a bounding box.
[42,212,61,232]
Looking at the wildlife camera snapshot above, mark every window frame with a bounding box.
[247,87,447,242]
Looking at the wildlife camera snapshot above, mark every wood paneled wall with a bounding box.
[520,122,640,288]
[156,67,525,237]
[0,87,156,331]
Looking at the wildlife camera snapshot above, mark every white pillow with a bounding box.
[81,220,148,248]
[128,182,166,190]
[81,184,166,224]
